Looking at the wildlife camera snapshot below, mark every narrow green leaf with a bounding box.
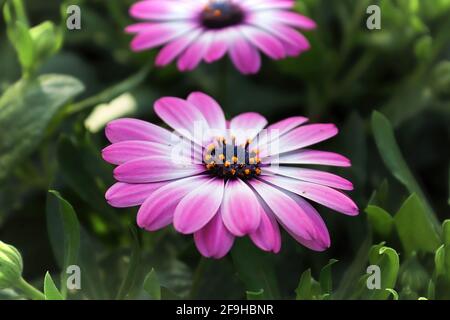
[0,75,84,181]
[47,190,80,298]
[143,269,161,300]
[44,272,64,300]
[319,259,338,295]
[385,288,399,300]
[231,238,280,299]
[371,111,440,231]
[366,205,394,238]
[394,194,441,255]
[246,289,265,300]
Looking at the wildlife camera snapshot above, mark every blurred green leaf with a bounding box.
[385,288,399,300]
[366,205,394,238]
[143,268,161,300]
[366,244,399,300]
[295,269,321,300]
[394,194,440,255]
[29,21,62,67]
[435,220,450,281]
[231,238,280,299]
[0,74,84,181]
[371,111,440,231]
[246,289,265,300]
[44,272,64,300]
[319,259,338,295]
[47,190,80,298]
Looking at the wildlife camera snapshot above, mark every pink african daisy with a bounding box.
[126,0,316,74]
[102,92,358,259]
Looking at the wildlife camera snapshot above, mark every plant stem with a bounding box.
[15,278,45,300]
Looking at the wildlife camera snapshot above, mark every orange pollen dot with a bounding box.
[218,154,225,161]
[230,169,236,175]
[232,156,238,163]
[224,161,231,167]
[244,169,251,175]
[213,9,222,17]
[255,168,262,175]
[249,158,255,164]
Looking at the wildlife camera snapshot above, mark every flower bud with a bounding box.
[0,241,23,289]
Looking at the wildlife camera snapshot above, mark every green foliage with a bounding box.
[0,75,84,181]
[44,272,64,300]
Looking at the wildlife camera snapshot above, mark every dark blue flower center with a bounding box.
[204,137,261,179]
[201,1,244,29]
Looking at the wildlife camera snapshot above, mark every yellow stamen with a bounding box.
[244,169,250,175]
[255,168,261,175]
[224,161,231,167]
[232,156,238,163]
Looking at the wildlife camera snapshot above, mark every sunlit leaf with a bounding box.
[366,205,394,238]
[44,272,64,300]
[394,194,440,255]
[0,75,84,181]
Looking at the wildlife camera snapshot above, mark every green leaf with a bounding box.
[366,205,394,238]
[319,259,338,295]
[435,220,450,280]
[0,75,84,181]
[29,21,62,65]
[371,111,440,231]
[385,288,399,300]
[47,190,80,298]
[394,194,441,255]
[143,269,161,300]
[368,180,389,207]
[44,272,64,300]
[231,238,280,299]
[366,244,400,300]
[246,289,265,300]
[295,269,321,300]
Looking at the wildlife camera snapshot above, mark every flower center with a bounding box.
[204,137,261,179]
[201,0,244,29]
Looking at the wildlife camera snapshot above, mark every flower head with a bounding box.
[126,0,316,74]
[103,92,358,258]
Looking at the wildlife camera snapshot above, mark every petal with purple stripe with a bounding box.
[174,178,224,234]
[105,182,166,208]
[194,212,235,259]
[102,141,171,165]
[221,179,262,236]
[137,176,209,231]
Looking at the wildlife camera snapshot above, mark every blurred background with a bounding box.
[0,0,449,300]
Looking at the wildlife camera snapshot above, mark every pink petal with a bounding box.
[174,178,224,234]
[130,22,195,51]
[261,124,338,157]
[102,141,170,165]
[194,212,235,259]
[221,179,262,236]
[154,97,209,144]
[155,29,202,66]
[263,167,354,190]
[113,156,205,183]
[230,112,268,145]
[137,176,209,231]
[228,32,261,74]
[262,149,351,167]
[249,180,316,241]
[129,0,194,20]
[249,211,281,253]
[283,194,330,251]
[177,32,213,71]
[187,92,226,132]
[266,116,309,136]
[270,11,317,30]
[239,25,286,60]
[242,0,295,11]
[260,175,359,215]
[105,182,166,208]
[204,30,230,63]
[105,118,174,145]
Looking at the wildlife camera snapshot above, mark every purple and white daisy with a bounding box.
[102,92,358,259]
[126,0,316,74]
